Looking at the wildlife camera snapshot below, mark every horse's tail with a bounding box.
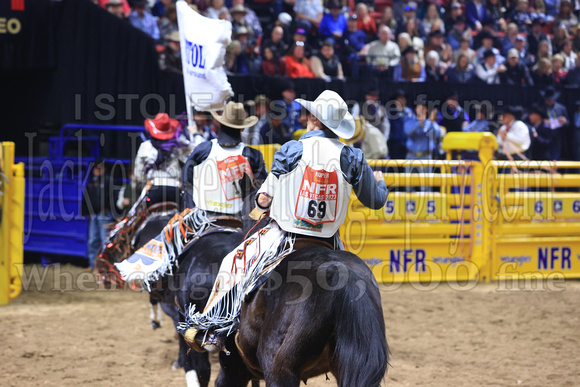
[333,264,389,387]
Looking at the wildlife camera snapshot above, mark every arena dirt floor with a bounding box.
[1,264,579,387]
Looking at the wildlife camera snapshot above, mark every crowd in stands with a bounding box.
[98,0,580,85]
[95,0,580,161]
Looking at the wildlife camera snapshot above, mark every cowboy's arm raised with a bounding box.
[341,146,388,210]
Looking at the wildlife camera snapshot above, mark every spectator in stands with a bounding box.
[453,36,476,64]
[527,103,553,160]
[437,91,469,132]
[259,101,293,144]
[106,0,126,18]
[151,0,172,18]
[447,16,469,51]
[514,35,534,66]
[343,14,367,54]
[422,3,444,34]
[532,57,555,86]
[232,0,262,37]
[262,26,287,59]
[397,2,425,37]
[551,54,568,83]
[262,46,285,75]
[365,26,401,72]
[280,81,302,132]
[387,89,414,159]
[507,0,533,32]
[465,0,488,31]
[292,28,313,57]
[129,0,160,41]
[475,31,504,65]
[218,8,230,20]
[230,5,254,38]
[404,97,440,161]
[528,17,551,60]
[398,32,424,63]
[265,12,292,47]
[485,0,504,28]
[496,105,531,160]
[560,39,578,71]
[356,3,377,39]
[445,53,477,83]
[294,0,324,32]
[194,111,217,140]
[552,24,570,53]
[544,0,560,21]
[346,116,389,159]
[444,2,463,33]
[225,40,242,73]
[237,38,262,74]
[464,103,498,132]
[353,87,390,135]
[500,48,534,85]
[424,50,446,81]
[554,0,579,31]
[311,39,345,80]
[574,101,580,161]
[206,0,228,19]
[115,164,139,219]
[501,23,520,56]
[235,27,250,50]
[424,30,453,70]
[159,31,182,74]
[159,4,178,40]
[534,39,553,66]
[403,18,424,45]
[476,49,506,84]
[243,95,270,144]
[319,1,347,42]
[394,46,426,82]
[377,6,398,31]
[541,86,568,160]
[83,158,114,268]
[284,41,315,78]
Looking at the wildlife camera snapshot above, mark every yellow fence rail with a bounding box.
[0,142,25,305]
[341,132,580,283]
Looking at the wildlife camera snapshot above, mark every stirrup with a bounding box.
[201,331,229,354]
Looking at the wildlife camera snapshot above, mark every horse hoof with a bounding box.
[151,320,161,330]
[171,361,180,371]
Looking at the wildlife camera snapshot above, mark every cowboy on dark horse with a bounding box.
[180,90,389,352]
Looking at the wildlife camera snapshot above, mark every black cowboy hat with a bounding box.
[500,105,523,120]
[528,103,546,119]
[389,88,407,101]
[483,49,495,59]
[402,46,417,55]
[478,30,494,41]
[541,86,560,100]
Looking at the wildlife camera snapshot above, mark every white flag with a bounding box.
[177,1,233,115]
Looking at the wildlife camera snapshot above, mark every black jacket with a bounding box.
[82,172,114,217]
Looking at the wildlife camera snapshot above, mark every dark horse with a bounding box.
[173,216,389,386]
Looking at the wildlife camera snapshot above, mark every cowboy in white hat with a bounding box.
[181,90,388,351]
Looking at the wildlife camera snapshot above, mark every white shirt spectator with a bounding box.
[497,119,531,155]
[366,40,401,67]
[476,62,502,84]
[294,0,324,22]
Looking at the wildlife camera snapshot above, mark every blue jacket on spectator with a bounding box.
[445,64,477,83]
[404,118,440,157]
[465,1,489,30]
[319,13,347,39]
[343,29,367,53]
[129,10,160,40]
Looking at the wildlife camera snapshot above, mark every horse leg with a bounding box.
[179,334,211,387]
[215,337,253,387]
[149,293,162,329]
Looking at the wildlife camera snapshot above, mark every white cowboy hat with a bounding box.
[295,90,355,139]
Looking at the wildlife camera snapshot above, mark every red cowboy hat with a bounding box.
[144,113,179,140]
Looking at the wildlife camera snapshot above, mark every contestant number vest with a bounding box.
[271,137,351,238]
[193,140,253,214]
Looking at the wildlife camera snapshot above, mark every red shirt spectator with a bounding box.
[284,43,314,78]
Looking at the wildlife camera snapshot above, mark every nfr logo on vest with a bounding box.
[295,166,339,225]
[217,155,253,200]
